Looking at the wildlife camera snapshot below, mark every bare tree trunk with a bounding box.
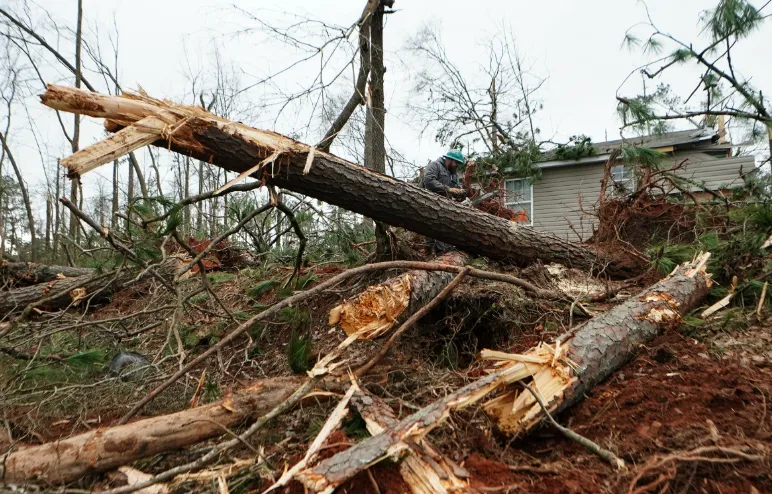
[112,159,119,229]
[1,261,94,287]
[196,160,204,233]
[0,132,36,262]
[330,251,467,339]
[41,85,637,277]
[68,0,84,245]
[0,377,303,484]
[364,2,391,258]
[53,168,61,259]
[45,193,52,252]
[183,156,191,233]
[126,153,134,229]
[128,151,149,201]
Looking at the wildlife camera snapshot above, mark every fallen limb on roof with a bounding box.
[40,85,637,278]
[0,376,302,484]
[292,253,712,492]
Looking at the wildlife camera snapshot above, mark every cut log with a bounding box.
[328,251,468,339]
[1,261,94,287]
[292,254,712,492]
[0,376,303,484]
[40,85,636,278]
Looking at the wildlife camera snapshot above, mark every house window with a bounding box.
[610,164,635,195]
[504,179,533,225]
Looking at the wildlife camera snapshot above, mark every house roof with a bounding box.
[533,128,723,170]
[590,128,718,155]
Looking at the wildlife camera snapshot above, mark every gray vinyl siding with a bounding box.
[531,163,604,241]
[669,153,753,191]
[528,153,754,241]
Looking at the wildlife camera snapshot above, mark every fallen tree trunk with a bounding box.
[1,262,94,288]
[0,270,127,314]
[40,85,635,278]
[328,251,468,339]
[0,376,302,484]
[293,254,712,492]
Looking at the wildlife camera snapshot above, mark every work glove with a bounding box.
[447,187,467,198]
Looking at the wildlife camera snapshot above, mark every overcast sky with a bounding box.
[6,0,772,203]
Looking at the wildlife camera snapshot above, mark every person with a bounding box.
[420,149,467,199]
[420,150,467,253]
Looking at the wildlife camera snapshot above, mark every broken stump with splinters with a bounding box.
[328,251,468,339]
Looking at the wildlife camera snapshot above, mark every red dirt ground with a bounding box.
[463,330,772,493]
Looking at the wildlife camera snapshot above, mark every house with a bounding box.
[501,128,756,241]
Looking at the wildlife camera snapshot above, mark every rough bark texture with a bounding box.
[486,254,713,436]
[40,85,633,278]
[1,261,94,287]
[329,251,468,339]
[294,256,712,491]
[0,271,128,314]
[0,377,302,484]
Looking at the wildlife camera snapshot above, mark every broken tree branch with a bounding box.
[521,383,625,470]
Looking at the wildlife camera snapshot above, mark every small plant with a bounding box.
[438,340,459,370]
[208,272,235,284]
[343,412,371,440]
[189,292,209,304]
[246,279,279,299]
[203,380,222,403]
[279,307,310,330]
[296,272,318,290]
[287,329,311,373]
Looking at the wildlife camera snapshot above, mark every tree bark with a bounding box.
[40,85,636,278]
[0,377,302,484]
[1,261,94,288]
[0,131,36,262]
[68,0,83,244]
[293,255,712,492]
[0,269,126,314]
[329,251,467,339]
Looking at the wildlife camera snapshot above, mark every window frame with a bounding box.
[609,164,636,196]
[504,178,534,226]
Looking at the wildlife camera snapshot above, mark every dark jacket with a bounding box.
[420,158,460,194]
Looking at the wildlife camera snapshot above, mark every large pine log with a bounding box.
[1,262,94,288]
[39,85,635,278]
[0,377,302,484]
[292,254,712,492]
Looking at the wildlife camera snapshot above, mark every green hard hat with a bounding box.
[443,149,465,164]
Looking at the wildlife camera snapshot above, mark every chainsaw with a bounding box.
[460,189,500,207]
